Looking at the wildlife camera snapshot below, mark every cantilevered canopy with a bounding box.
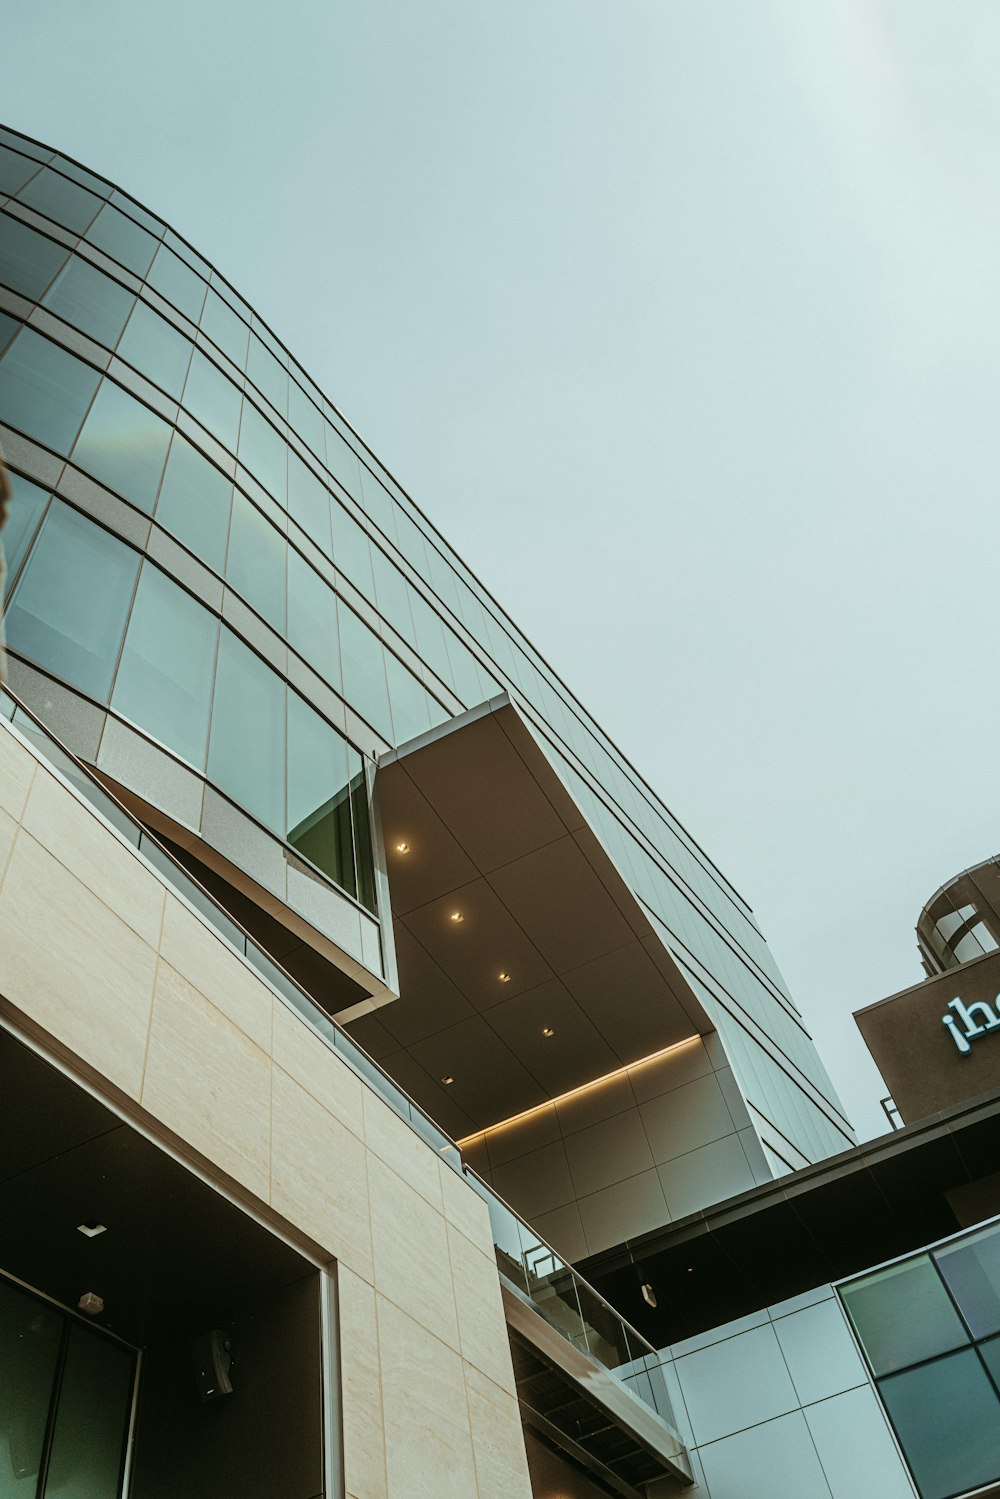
[347,697,711,1139]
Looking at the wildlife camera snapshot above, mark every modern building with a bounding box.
[2,121,999,1499]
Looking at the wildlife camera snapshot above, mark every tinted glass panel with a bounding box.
[112,564,219,768]
[385,649,433,743]
[349,749,376,913]
[45,1321,135,1499]
[246,334,287,415]
[324,421,363,500]
[43,255,134,346]
[937,1225,1000,1340]
[288,379,325,460]
[227,493,286,631]
[287,549,341,689]
[0,211,68,298]
[72,380,171,512]
[0,144,39,196]
[85,202,157,277]
[0,329,100,452]
[238,402,287,502]
[0,1276,62,1493]
[329,500,372,589]
[200,288,249,369]
[0,311,17,354]
[208,628,285,830]
[338,603,391,740]
[6,501,139,700]
[287,451,331,549]
[154,433,232,573]
[880,1349,1000,1499]
[1,475,50,596]
[183,349,241,448]
[287,690,355,896]
[371,549,415,645]
[116,300,192,398]
[842,1257,969,1377]
[147,244,206,323]
[19,166,101,232]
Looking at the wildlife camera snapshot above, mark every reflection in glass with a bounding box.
[937,1224,1000,1340]
[208,627,285,830]
[116,300,193,398]
[0,143,40,196]
[324,421,363,501]
[287,548,341,689]
[112,564,219,768]
[182,349,242,448]
[72,380,171,513]
[45,1321,135,1499]
[288,379,325,460]
[385,649,433,744]
[338,603,391,740]
[227,493,287,631]
[842,1257,969,1376]
[0,211,68,299]
[1,476,50,598]
[44,255,135,348]
[237,402,287,502]
[246,334,287,415]
[349,750,377,913]
[147,244,206,323]
[0,1276,63,1490]
[329,500,372,590]
[879,1349,1000,1499]
[19,166,102,233]
[371,549,415,646]
[287,450,331,550]
[0,329,101,453]
[5,502,139,700]
[287,691,356,897]
[154,433,232,573]
[85,202,158,277]
[200,288,250,369]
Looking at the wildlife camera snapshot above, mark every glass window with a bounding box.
[0,211,69,299]
[146,244,206,323]
[44,1321,135,1499]
[85,202,157,277]
[154,433,232,573]
[349,747,376,912]
[43,254,135,347]
[880,1348,1000,1499]
[371,549,415,646]
[19,166,102,233]
[5,501,139,700]
[227,492,286,631]
[287,450,331,550]
[112,563,219,768]
[237,402,287,503]
[329,499,373,590]
[246,334,287,415]
[338,602,391,740]
[71,379,171,513]
[0,329,101,453]
[937,1225,1000,1340]
[287,548,341,690]
[288,379,325,460]
[0,1276,63,1489]
[409,590,453,684]
[287,690,356,897]
[208,627,285,831]
[110,190,164,238]
[359,465,397,541]
[842,1256,969,1376]
[116,299,192,398]
[182,349,242,449]
[1,475,50,597]
[385,649,433,744]
[324,420,362,500]
[0,311,17,354]
[200,288,249,369]
[0,143,39,195]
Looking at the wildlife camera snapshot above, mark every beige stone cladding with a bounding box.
[0,717,531,1499]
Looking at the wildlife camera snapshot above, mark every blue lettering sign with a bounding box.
[943,995,1000,1055]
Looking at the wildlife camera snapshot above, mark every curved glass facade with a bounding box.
[917,856,1000,977]
[0,124,851,1165]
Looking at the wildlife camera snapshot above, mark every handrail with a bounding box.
[0,684,674,1428]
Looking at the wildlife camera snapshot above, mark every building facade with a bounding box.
[4,122,999,1499]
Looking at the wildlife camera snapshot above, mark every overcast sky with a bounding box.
[7,1,1000,1139]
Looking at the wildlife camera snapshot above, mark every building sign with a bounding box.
[942,996,1000,1055]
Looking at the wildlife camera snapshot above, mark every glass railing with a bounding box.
[0,686,675,1433]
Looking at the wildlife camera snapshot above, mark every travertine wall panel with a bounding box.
[0,720,531,1499]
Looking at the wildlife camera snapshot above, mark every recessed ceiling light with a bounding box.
[395,841,410,854]
[542,1027,555,1038]
[441,1075,454,1085]
[498,971,511,983]
[450,911,463,923]
[77,1222,107,1238]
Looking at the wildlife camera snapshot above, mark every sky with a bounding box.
[6,0,1000,1140]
